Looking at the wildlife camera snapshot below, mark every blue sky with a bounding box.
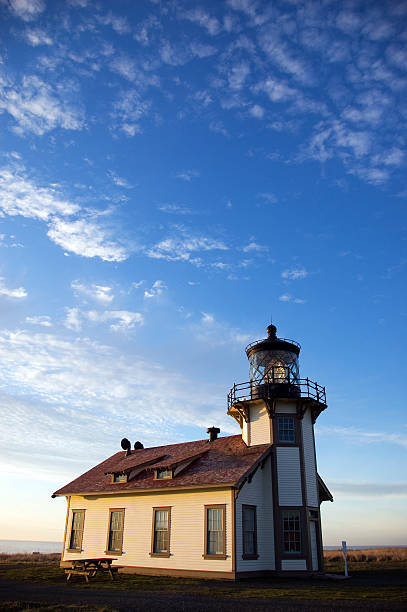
[0,0,406,547]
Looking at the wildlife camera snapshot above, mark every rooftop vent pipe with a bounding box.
[121,438,131,457]
[134,441,144,450]
[207,426,220,442]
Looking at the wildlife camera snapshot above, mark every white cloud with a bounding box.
[64,307,81,331]
[201,312,214,324]
[23,28,52,46]
[2,0,45,21]
[0,277,27,298]
[190,42,217,58]
[112,89,151,136]
[228,62,250,90]
[86,310,144,331]
[97,11,130,35]
[47,218,129,262]
[25,315,52,327]
[146,233,228,264]
[0,75,84,136]
[242,241,268,253]
[279,293,305,304]
[316,425,407,450]
[281,267,308,280]
[107,171,133,188]
[249,104,264,119]
[179,7,221,36]
[258,192,278,204]
[71,280,114,304]
[175,169,200,182]
[144,280,166,299]
[0,165,80,221]
[158,203,193,215]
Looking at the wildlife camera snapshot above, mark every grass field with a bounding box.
[1,549,406,611]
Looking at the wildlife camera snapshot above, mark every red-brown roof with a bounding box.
[52,435,271,497]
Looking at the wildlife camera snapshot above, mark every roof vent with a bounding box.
[121,438,131,457]
[134,441,144,450]
[207,426,220,442]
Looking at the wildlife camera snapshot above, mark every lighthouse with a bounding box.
[227,322,331,572]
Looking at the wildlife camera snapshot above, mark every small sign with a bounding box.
[342,541,347,554]
[341,540,348,577]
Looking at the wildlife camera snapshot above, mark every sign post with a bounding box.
[342,540,348,577]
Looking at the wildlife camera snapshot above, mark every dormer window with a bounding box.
[112,472,127,483]
[155,468,172,480]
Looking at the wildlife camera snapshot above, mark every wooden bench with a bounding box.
[65,568,95,582]
[65,562,124,582]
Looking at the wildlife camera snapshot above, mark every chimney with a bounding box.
[207,426,220,442]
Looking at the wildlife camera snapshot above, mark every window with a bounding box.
[282,510,301,554]
[242,505,258,559]
[278,416,295,443]
[155,468,172,480]
[68,510,84,551]
[204,505,226,559]
[112,473,127,483]
[106,509,124,554]
[151,507,171,557]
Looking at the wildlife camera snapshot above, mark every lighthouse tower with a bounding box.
[228,322,330,572]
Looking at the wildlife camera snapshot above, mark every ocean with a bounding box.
[0,540,62,554]
[1,540,405,554]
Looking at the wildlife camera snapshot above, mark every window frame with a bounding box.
[67,509,85,553]
[281,508,302,556]
[105,508,125,556]
[150,506,171,558]
[111,472,128,484]
[154,468,173,480]
[242,504,258,560]
[277,416,297,444]
[203,504,227,560]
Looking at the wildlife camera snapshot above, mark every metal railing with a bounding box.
[245,337,301,352]
[228,374,326,410]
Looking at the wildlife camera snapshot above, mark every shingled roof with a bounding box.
[52,435,271,497]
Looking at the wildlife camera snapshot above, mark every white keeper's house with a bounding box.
[53,322,333,579]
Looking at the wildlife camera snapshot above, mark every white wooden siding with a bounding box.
[276,447,303,506]
[275,401,297,414]
[63,488,232,572]
[242,419,249,446]
[236,457,275,572]
[301,409,319,507]
[281,559,307,570]
[249,403,271,446]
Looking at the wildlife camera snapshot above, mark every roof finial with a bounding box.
[266,319,277,339]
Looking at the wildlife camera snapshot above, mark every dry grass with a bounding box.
[0,552,60,564]
[324,547,407,563]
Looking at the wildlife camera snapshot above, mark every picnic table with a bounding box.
[65,557,121,582]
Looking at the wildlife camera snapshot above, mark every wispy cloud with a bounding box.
[25,315,52,327]
[175,169,200,182]
[316,425,407,450]
[146,232,228,265]
[47,218,129,262]
[0,165,80,221]
[0,277,27,299]
[144,280,166,299]
[179,7,221,36]
[281,267,308,280]
[158,203,193,215]
[87,310,144,331]
[242,241,268,253]
[2,0,45,21]
[279,294,306,304]
[328,481,407,498]
[0,75,84,136]
[107,171,133,188]
[23,28,53,46]
[0,164,129,262]
[71,280,114,304]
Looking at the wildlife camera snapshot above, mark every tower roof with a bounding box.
[245,322,301,358]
